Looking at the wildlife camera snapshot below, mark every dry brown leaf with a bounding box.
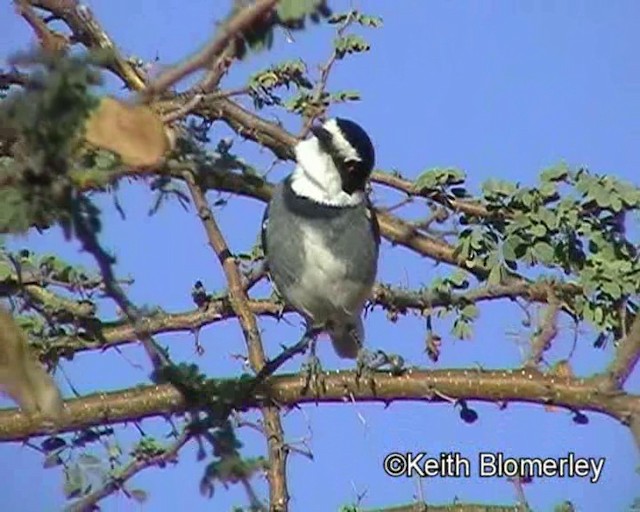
[550,359,574,378]
[84,96,170,167]
[0,306,64,422]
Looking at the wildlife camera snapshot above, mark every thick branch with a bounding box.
[364,504,519,512]
[1,369,638,446]
[182,170,289,511]
[3,281,95,321]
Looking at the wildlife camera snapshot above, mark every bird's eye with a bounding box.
[345,161,357,173]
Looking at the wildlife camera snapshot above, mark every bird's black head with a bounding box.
[310,118,375,194]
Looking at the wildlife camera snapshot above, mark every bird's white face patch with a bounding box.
[323,119,361,163]
[290,137,364,207]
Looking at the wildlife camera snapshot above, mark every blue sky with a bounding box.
[1,1,639,511]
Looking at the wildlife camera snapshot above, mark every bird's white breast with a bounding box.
[289,225,366,320]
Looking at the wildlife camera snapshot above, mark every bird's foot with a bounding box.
[301,331,326,397]
[371,349,406,375]
[356,349,406,386]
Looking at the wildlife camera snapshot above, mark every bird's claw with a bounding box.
[372,350,406,375]
[301,334,325,397]
[302,353,324,396]
[356,349,406,385]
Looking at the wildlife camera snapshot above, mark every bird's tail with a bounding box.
[329,316,364,359]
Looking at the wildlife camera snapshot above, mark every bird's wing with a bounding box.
[365,196,381,247]
[260,200,270,269]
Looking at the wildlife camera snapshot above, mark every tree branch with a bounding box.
[70,198,169,371]
[30,0,147,90]
[67,427,191,512]
[363,504,520,512]
[142,0,278,98]
[182,170,290,511]
[37,281,575,361]
[524,290,560,368]
[61,157,584,310]
[605,314,640,389]
[299,10,356,137]
[1,369,638,447]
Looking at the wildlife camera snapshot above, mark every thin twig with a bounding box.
[67,428,191,512]
[510,477,530,512]
[143,0,278,98]
[14,0,69,54]
[161,87,249,123]
[71,197,169,371]
[30,0,147,90]
[36,281,581,360]
[299,11,356,138]
[0,69,30,89]
[525,290,560,368]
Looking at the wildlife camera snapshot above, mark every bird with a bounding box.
[261,117,379,360]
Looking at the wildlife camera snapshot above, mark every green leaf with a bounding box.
[592,187,611,208]
[461,303,478,319]
[539,181,557,198]
[452,318,473,340]
[334,34,371,59]
[414,167,466,191]
[610,195,623,212]
[538,208,556,229]
[43,452,64,469]
[448,271,469,289]
[328,12,351,24]
[502,237,519,263]
[78,453,102,467]
[487,264,503,285]
[356,13,383,27]
[249,59,312,91]
[530,223,548,238]
[593,305,604,325]
[620,186,640,206]
[0,259,12,282]
[330,90,361,103]
[276,0,325,22]
[482,179,517,198]
[284,91,313,114]
[601,281,622,300]
[540,163,569,182]
[553,500,576,512]
[533,241,554,265]
[0,187,32,234]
